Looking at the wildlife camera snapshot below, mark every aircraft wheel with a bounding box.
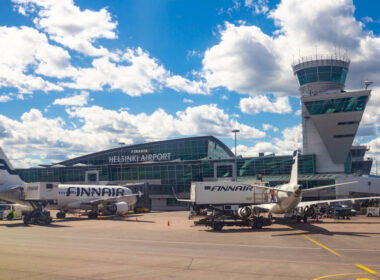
[303,215,308,223]
[7,213,13,220]
[296,216,302,223]
[212,222,223,231]
[45,217,52,225]
[23,216,30,225]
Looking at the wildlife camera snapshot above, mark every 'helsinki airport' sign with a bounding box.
[109,153,171,163]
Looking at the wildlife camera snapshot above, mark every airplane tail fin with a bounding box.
[0,147,25,189]
[289,137,298,185]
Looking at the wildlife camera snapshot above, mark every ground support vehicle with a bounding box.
[194,205,271,231]
[332,206,352,220]
[0,204,27,220]
[22,201,52,225]
[367,207,380,217]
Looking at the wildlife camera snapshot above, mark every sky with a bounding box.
[0,0,380,171]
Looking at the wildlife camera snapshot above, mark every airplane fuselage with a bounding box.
[57,185,137,211]
[269,183,302,214]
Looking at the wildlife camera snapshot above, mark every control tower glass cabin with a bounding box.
[292,56,371,173]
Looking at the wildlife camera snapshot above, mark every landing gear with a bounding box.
[252,217,264,229]
[23,201,52,225]
[56,212,66,219]
[88,212,98,219]
[303,215,308,223]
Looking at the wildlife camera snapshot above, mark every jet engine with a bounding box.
[237,206,252,218]
[111,202,129,216]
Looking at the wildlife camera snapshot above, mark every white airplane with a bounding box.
[249,142,380,222]
[0,147,141,223]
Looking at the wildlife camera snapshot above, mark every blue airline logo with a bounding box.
[292,150,297,165]
[0,159,18,175]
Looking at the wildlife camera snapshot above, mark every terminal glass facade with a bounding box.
[296,66,348,86]
[304,95,368,115]
[17,138,317,194]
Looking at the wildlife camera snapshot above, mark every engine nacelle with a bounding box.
[111,202,129,216]
[237,206,252,218]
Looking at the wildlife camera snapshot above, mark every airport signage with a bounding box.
[108,153,171,163]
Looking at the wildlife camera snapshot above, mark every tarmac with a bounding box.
[0,211,379,280]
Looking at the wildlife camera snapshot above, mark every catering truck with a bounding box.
[174,180,272,231]
[0,204,32,220]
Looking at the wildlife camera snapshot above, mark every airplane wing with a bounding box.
[251,203,276,211]
[245,183,293,193]
[301,181,358,193]
[298,196,380,208]
[80,192,143,207]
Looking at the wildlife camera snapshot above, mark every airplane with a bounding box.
[0,147,142,224]
[246,142,380,223]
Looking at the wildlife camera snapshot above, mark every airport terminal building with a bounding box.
[16,55,380,210]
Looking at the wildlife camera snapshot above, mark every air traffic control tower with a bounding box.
[292,56,371,173]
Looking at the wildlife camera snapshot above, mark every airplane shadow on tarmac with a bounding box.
[53,214,156,224]
[0,222,70,228]
[273,220,380,238]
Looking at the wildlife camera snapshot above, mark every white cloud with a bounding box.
[166,75,207,95]
[0,104,265,167]
[262,123,279,132]
[61,48,167,96]
[0,95,11,102]
[236,125,301,157]
[202,0,380,98]
[202,22,294,96]
[183,98,193,103]
[240,95,292,115]
[245,0,269,14]
[12,0,117,56]
[0,26,73,93]
[53,91,90,106]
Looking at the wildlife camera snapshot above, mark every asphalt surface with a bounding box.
[0,211,379,280]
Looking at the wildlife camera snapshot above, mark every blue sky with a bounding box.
[0,0,380,169]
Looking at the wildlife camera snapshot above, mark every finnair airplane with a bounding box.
[251,143,380,222]
[0,147,141,222]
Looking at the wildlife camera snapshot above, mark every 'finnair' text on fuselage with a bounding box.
[65,187,127,197]
[207,185,254,192]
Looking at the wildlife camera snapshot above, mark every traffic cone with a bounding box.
[99,215,102,220]
[167,220,170,226]
[135,217,138,222]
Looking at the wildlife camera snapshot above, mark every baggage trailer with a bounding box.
[194,205,272,231]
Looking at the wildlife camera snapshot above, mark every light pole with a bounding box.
[232,129,240,181]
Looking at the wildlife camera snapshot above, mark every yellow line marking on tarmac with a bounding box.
[356,264,378,274]
[285,225,378,278]
[285,225,343,257]
[312,272,369,280]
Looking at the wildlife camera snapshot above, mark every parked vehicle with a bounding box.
[367,207,380,217]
